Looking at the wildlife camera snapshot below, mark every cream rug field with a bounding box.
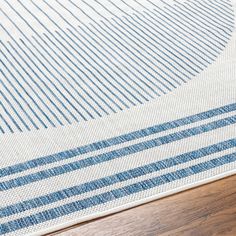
[0,0,236,235]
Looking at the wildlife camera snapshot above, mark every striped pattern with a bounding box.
[0,0,234,134]
[0,1,236,235]
[0,102,236,235]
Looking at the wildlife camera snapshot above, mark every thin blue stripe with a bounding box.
[174,0,233,36]
[2,2,77,124]
[183,1,233,32]
[55,30,131,109]
[0,113,13,133]
[17,37,80,123]
[213,0,234,13]
[155,6,221,54]
[127,11,204,71]
[57,29,138,107]
[103,0,192,80]
[61,0,159,98]
[195,0,234,22]
[206,0,234,17]
[172,1,231,37]
[111,15,189,83]
[0,99,22,132]
[147,0,222,57]
[66,28,147,103]
[100,19,174,92]
[189,0,234,26]
[0,103,235,178]
[0,18,67,126]
[85,23,160,96]
[0,114,235,191]
[0,124,4,134]
[22,35,95,120]
[1,151,236,235]
[141,7,214,62]
[0,90,25,132]
[40,31,120,113]
[7,40,63,127]
[0,6,106,118]
[1,41,56,128]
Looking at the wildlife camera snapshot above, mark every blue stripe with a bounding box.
[0,113,13,133]
[1,151,236,235]
[102,0,191,82]
[188,0,234,27]
[0,93,23,132]
[0,124,4,134]
[0,103,235,178]
[1,138,235,218]
[0,114,235,191]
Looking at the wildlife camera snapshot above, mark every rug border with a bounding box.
[25,169,236,236]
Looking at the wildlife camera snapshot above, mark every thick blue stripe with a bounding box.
[0,103,235,178]
[0,114,235,191]
[1,138,235,218]
[1,151,236,235]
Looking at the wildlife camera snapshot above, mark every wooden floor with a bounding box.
[48,175,236,236]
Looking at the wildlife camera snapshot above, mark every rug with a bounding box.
[0,0,236,235]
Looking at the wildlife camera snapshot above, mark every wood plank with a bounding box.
[48,175,236,236]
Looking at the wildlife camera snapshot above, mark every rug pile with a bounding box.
[0,0,235,235]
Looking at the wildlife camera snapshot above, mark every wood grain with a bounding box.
[47,175,236,236]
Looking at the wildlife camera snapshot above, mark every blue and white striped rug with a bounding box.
[0,0,236,235]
